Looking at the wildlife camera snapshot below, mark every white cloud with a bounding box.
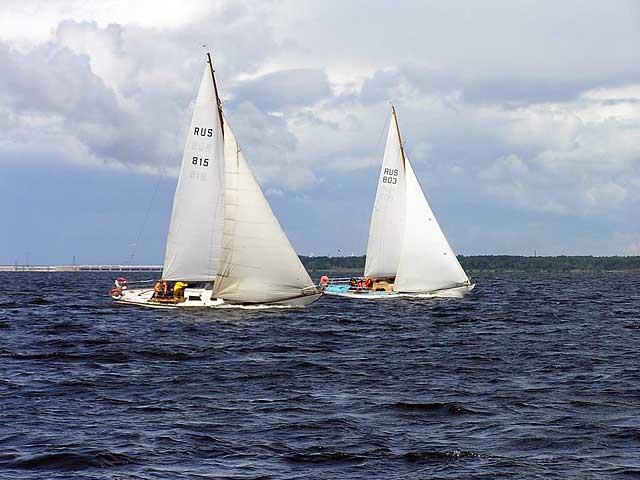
[0,0,639,255]
[233,68,332,111]
[504,89,640,214]
[0,0,215,46]
[480,154,529,180]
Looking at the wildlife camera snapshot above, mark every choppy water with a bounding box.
[1,271,639,479]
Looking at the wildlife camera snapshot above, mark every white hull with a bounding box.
[114,287,321,309]
[402,283,475,299]
[324,283,474,300]
[223,292,323,307]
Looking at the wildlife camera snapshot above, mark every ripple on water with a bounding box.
[0,271,639,479]
[7,450,135,470]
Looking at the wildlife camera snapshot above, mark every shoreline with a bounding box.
[0,265,162,273]
[2,257,639,274]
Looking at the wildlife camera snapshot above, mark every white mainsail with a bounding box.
[213,119,316,304]
[162,64,224,281]
[364,113,407,278]
[394,159,469,292]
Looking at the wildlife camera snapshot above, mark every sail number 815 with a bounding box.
[192,157,209,167]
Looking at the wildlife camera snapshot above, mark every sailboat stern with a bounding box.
[268,289,323,307]
[396,280,475,298]
[219,285,323,307]
[431,282,475,298]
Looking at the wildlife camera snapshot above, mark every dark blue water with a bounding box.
[1,271,639,479]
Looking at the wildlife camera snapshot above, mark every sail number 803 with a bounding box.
[382,167,398,185]
[192,157,209,167]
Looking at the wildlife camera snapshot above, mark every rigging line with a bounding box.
[374,107,392,153]
[122,279,158,286]
[130,170,165,263]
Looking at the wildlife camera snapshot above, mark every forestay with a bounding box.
[162,65,224,281]
[213,121,316,303]
[394,159,469,292]
[364,117,407,278]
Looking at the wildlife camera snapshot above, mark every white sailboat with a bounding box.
[111,54,322,308]
[325,106,474,299]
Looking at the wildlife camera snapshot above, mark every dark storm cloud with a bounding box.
[233,69,332,111]
[0,29,193,168]
[0,13,319,176]
[0,42,120,122]
[359,61,640,107]
[360,66,454,103]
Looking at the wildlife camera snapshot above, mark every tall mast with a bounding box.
[391,104,406,167]
[206,52,224,138]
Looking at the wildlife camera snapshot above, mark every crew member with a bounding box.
[173,281,188,301]
[152,281,164,300]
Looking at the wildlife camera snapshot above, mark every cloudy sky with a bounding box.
[0,0,638,265]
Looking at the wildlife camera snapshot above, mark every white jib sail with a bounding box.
[364,115,407,278]
[213,120,315,303]
[162,64,224,281]
[394,159,469,293]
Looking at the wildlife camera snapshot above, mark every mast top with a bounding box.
[391,104,406,168]
[206,52,224,138]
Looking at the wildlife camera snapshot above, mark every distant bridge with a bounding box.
[0,265,163,273]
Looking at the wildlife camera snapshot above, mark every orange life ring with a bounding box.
[320,275,330,286]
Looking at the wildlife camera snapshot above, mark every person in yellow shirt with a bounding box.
[173,281,188,301]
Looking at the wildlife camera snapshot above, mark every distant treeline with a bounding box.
[299,255,640,273]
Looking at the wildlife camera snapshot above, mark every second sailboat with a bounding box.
[325,106,474,299]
